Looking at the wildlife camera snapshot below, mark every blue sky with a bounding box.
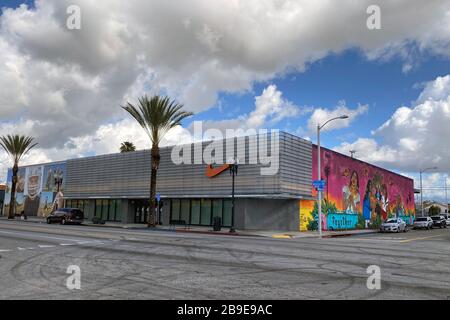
[0,0,33,9]
[196,48,450,151]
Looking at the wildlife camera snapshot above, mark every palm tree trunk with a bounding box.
[148,144,160,227]
[8,163,18,219]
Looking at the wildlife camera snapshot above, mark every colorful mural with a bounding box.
[300,146,415,231]
[3,162,66,217]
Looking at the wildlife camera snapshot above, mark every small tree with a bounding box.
[0,135,38,219]
[120,141,136,153]
[428,205,441,216]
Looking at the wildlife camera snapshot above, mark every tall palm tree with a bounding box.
[120,141,136,153]
[0,135,38,219]
[122,95,193,227]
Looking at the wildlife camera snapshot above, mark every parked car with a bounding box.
[442,214,450,226]
[380,218,407,233]
[430,215,447,228]
[413,217,434,230]
[46,208,84,225]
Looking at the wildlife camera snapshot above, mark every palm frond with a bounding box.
[0,134,38,165]
[122,95,193,146]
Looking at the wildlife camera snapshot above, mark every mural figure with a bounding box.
[24,166,42,217]
[342,170,360,214]
[16,170,25,193]
[362,180,372,228]
[394,195,405,218]
[45,168,53,191]
[381,184,389,221]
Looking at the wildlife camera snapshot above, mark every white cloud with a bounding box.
[334,75,450,174]
[196,84,302,135]
[417,75,450,103]
[1,0,450,181]
[307,102,369,132]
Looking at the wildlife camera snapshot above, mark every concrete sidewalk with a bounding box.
[0,216,379,238]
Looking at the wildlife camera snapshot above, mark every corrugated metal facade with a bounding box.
[65,132,313,199]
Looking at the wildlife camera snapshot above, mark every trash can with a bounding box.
[213,216,222,231]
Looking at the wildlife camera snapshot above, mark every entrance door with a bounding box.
[134,201,149,224]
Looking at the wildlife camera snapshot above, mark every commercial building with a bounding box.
[2,132,415,231]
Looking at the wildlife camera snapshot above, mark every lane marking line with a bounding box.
[0,249,12,252]
[0,230,91,243]
[399,234,444,243]
[38,245,56,248]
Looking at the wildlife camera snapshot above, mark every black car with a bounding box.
[46,208,84,225]
[430,215,447,228]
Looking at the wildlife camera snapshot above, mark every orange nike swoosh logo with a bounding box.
[205,164,231,178]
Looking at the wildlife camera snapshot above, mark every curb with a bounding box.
[322,230,379,238]
[175,229,241,236]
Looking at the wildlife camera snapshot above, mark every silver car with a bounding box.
[380,218,407,233]
[413,217,433,230]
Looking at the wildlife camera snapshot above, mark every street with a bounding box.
[1,220,450,300]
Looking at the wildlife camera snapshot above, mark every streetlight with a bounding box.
[317,115,349,238]
[228,158,239,234]
[420,166,438,217]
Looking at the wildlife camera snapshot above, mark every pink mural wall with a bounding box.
[303,146,415,230]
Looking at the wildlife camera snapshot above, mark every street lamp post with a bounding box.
[420,167,438,217]
[317,115,349,238]
[229,158,239,234]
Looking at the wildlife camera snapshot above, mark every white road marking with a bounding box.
[60,243,75,246]
[38,245,56,248]
[0,229,89,243]
[0,249,12,252]
[76,241,102,245]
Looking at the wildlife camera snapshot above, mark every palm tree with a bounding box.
[122,95,193,227]
[120,141,136,153]
[0,135,38,219]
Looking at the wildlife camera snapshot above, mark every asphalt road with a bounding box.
[1,220,450,300]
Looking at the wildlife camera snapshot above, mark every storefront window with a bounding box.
[171,199,181,221]
[101,200,109,220]
[212,199,223,220]
[180,200,190,223]
[191,200,200,225]
[95,200,102,219]
[108,200,116,221]
[200,199,212,226]
[223,200,232,227]
[115,200,122,222]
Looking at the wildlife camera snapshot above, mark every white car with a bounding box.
[380,218,407,233]
[447,217,450,226]
[413,217,433,230]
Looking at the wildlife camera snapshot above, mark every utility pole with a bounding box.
[445,177,448,213]
[317,115,349,238]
